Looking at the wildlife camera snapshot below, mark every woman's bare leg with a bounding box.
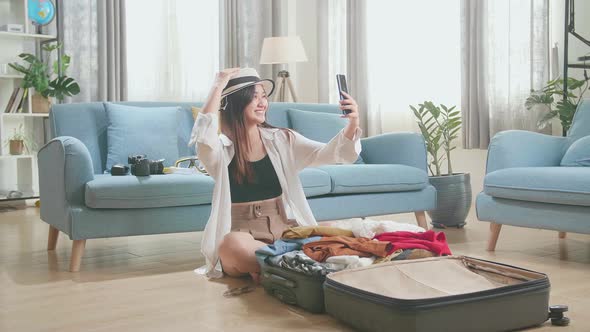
[218,232,267,281]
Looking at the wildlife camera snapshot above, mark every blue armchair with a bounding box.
[477,99,590,250]
[39,102,435,271]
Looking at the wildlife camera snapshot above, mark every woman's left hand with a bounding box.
[339,92,359,123]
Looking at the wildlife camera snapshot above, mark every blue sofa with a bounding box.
[477,99,590,250]
[39,102,435,271]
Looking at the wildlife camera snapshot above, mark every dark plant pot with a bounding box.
[427,173,472,228]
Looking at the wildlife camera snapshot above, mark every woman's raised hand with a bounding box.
[214,68,240,89]
[339,91,360,123]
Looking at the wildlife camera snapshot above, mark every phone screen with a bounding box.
[336,74,349,100]
[336,74,351,114]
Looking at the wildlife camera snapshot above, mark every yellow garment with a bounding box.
[282,226,353,239]
[373,249,404,264]
[192,107,221,134]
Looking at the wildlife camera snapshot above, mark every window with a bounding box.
[366,0,461,133]
[126,0,219,101]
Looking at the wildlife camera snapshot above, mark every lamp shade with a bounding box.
[259,36,308,64]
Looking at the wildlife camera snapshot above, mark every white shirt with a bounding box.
[188,111,362,278]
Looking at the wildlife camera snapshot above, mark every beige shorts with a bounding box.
[231,195,296,244]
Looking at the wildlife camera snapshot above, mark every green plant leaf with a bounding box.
[53,54,71,74]
[18,53,39,64]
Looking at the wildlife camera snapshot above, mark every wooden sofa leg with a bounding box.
[487,223,502,251]
[47,225,59,250]
[414,211,428,230]
[70,240,86,272]
[559,232,567,239]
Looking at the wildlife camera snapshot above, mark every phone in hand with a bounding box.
[336,74,351,114]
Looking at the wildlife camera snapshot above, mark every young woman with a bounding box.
[189,67,362,280]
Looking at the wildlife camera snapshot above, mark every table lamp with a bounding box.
[260,36,308,102]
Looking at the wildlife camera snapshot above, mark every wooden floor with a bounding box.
[1,152,589,332]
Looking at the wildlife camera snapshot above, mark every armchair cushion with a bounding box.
[105,103,181,171]
[85,173,215,209]
[484,167,590,206]
[485,130,568,173]
[561,136,590,166]
[287,108,364,164]
[318,164,428,194]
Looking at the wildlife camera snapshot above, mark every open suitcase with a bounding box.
[260,255,556,331]
[324,256,551,332]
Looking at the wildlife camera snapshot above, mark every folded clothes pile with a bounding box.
[255,221,452,277]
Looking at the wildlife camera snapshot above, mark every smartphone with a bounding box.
[336,74,351,114]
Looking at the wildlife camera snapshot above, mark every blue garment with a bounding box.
[255,236,321,256]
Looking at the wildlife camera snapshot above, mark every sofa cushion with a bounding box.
[484,167,590,206]
[85,174,215,209]
[299,168,332,197]
[105,103,181,171]
[317,164,428,194]
[287,108,364,164]
[561,136,590,166]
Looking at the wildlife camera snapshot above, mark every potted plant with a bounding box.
[8,42,80,113]
[525,76,589,136]
[4,124,36,155]
[411,101,471,228]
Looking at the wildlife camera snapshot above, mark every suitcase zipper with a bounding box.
[325,278,549,310]
[324,258,551,310]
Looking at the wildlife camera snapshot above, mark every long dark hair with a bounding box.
[220,85,293,184]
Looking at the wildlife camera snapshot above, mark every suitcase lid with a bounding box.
[325,256,549,304]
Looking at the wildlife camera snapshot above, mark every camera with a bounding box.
[128,154,165,176]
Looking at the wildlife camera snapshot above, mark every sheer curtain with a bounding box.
[317,0,347,104]
[125,0,219,101]
[461,0,550,148]
[366,0,461,135]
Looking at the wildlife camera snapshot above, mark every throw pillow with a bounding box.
[287,108,364,164]
[105,103,181,171]
[192,106,221,134]
[561,136,590,166]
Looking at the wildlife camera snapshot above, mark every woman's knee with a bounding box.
[218,232,265,275]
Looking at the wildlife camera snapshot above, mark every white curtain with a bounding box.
[125,0,219,101]
[366,0,462,135]
[485,0,550,137]
[461,0,550,148]
[317,0,347,104]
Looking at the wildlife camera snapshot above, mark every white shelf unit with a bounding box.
[0,31,56,39]
[0,0,57,200]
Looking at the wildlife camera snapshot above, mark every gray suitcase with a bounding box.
[323,256,552,332]
[258,255,326,313]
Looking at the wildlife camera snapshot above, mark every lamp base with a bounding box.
[274,70,298,102]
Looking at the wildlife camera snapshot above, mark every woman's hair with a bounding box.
[220,85,293,184]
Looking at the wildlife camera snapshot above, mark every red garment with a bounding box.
[373,230,452,256]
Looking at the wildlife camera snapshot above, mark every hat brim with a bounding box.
[221,79,275,99]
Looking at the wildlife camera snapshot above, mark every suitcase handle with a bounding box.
[263,272,297,288]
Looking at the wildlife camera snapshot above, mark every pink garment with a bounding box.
[373,230,452,256]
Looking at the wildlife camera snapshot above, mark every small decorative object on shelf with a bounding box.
[8,42,80,113]
[4,124,35,155]
[28,0,56,33]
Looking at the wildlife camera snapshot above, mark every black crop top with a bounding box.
[228,154,283,203]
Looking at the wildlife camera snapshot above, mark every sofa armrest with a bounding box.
[38,136,95,233]
[486,130,568,174]
[360,133,427,172]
